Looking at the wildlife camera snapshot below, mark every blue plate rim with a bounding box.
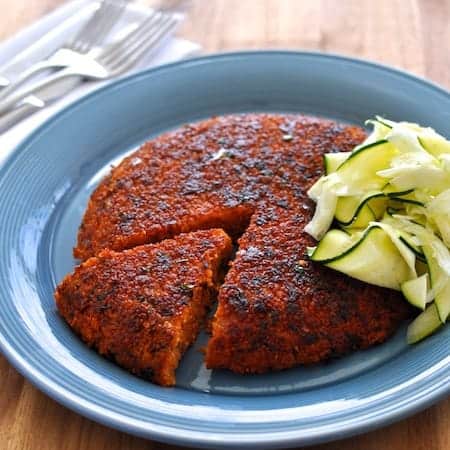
[0,50,449,448]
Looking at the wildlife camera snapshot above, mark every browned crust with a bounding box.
[65,113,412,379]
[74,114,366,260]
[56,229,232,386]
[205,221,411,373]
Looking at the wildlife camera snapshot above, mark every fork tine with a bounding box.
[108,15,178,74]
[80,1,130,53]
[0,11,179,117]
[66,1,112,50]
[99,13,172,68]
[100,11,162,66]
[68,0,129,54]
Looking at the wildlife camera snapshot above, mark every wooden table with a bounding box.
[0,1,449,449]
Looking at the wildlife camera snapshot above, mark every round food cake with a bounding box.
[56,114,412,386]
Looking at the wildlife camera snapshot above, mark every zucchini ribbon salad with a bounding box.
[305,117,450,344]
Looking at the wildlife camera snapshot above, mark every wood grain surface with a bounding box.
[0,0,449,449]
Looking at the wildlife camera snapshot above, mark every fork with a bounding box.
[0,11,179,120]
[0,0,130,99]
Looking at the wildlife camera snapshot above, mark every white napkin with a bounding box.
[0,39,200,163]
[0,0,201,165]
[0,37,200,167]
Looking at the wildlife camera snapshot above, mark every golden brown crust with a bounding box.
[205,222,411,373]
[56,229,232,386]
[203,115,411,373]
[67,113,412,379]
[74,114,366,260]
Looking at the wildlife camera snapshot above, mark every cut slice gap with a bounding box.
[75,204,254,260]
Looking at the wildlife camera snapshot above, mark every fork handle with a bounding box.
[0,60,63,101]
[0,68,80,116]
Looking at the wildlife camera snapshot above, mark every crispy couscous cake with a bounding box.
[56,229,232,386]
[61,114,412,383]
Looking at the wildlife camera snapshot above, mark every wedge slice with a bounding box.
[55,229,232,386]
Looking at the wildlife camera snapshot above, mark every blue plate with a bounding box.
[0,51,449,448]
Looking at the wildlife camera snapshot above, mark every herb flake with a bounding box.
[179,283,195,293]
